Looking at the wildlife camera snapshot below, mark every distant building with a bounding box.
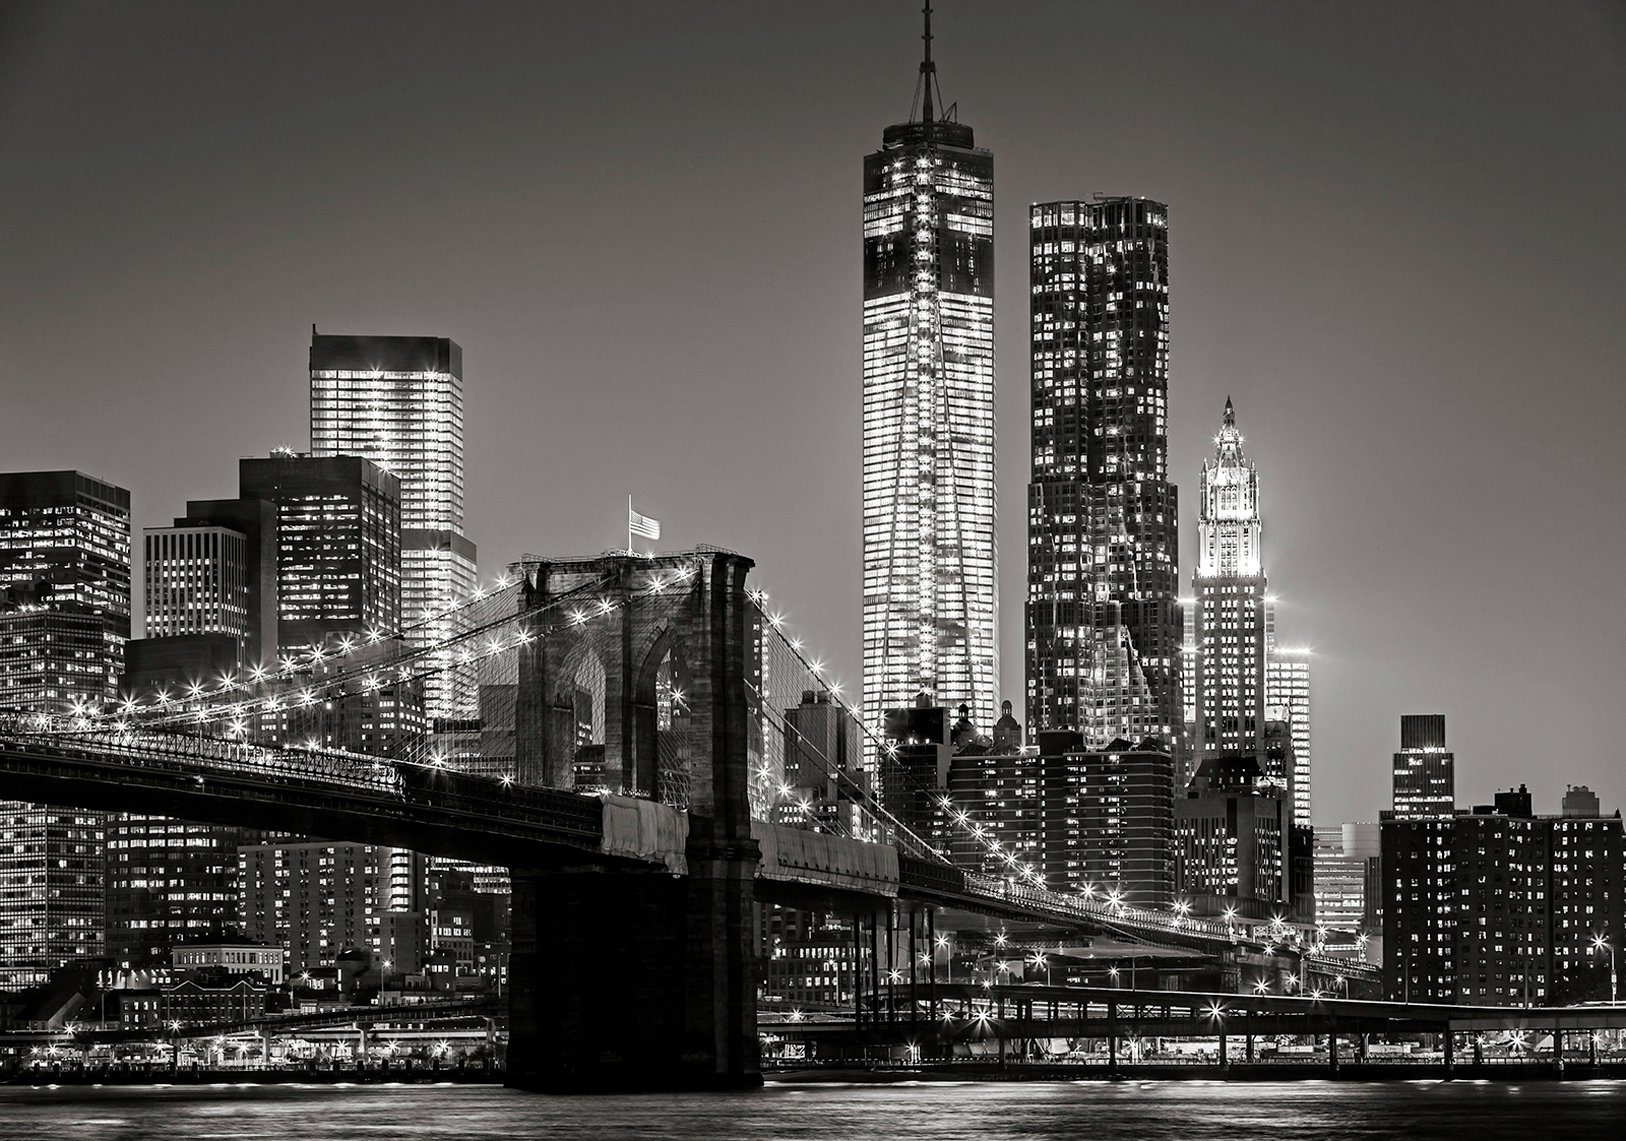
[0,470,132,705]
[141,497,277,671]
[1026,197,1179,752]
[777,689,866,835]
[1043,738,1176,907]
[1391,714,1454,819]
[238,453,400,652]
[106,816,246,967]
[759,906,859,1011]
[1265,642,1311,825]
[1563,785,1602,818]
[862,16,998,747]
[1175,752,1288,919]
[1382,806,1624,1004]
[0,470,131,988]
[1313,822,1381,933]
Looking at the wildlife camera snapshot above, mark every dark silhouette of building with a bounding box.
[1391,713,1454,819]
[1025,197,1180,753]
[1175,753,1289,920]
[1563,784,1602,818]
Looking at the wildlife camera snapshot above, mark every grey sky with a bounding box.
[2,2,1622,823]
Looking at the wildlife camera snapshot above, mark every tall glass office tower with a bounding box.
[1026,198,1180,751]
[309,332,477,724]
[862,10,997,742]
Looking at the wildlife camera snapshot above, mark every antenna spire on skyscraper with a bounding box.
[910,1,953,125]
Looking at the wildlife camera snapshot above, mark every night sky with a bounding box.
[2,2,1622,823]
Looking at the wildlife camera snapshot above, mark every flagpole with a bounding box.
[628,493,633,555]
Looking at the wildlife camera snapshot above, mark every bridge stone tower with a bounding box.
[507,549,762,1091]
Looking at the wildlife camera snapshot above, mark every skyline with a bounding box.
[3,2,1623,823]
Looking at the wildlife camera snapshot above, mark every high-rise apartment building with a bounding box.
[1563,785,1602,818]
[0,470,131,987]
[862,14,997,746]
[1391,714,1454,819]
[1026,197,1179,752]
[1190,400,1267,766]
[310,332,477,725]
[1383,807,1623,1004]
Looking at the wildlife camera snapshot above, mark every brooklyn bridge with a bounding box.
[0,548,1373,1090]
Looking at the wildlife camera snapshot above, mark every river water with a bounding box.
[2,1080,1623,1139]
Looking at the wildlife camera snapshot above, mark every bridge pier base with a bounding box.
[506,833,760,1092]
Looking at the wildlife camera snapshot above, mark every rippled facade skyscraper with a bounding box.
[1026,198,1180,751]
[861,13,997,741]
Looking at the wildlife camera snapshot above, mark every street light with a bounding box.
[1027,951,1051,986]
[1593,934,1618,1003]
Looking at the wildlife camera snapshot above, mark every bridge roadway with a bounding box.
[767,982,1626,1046]
[0,725,1373,984]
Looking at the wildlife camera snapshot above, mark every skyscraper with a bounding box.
[0,470,131,987]
[239,453,402,653]
[1391,713,1454,819]
[309,332,477,724]
[1026,197,1179,751]
[862,9,997,746]
[1191,399,1267,765]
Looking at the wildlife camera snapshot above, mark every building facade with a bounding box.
[139,496,277,673]
[861,25,997,747]
[1391,713,1454,819]
[238,841,424,975]
[1026,197,1179,753]
[309,332,477,725]
[0,471,131,988]
[1175,754,1288,919]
